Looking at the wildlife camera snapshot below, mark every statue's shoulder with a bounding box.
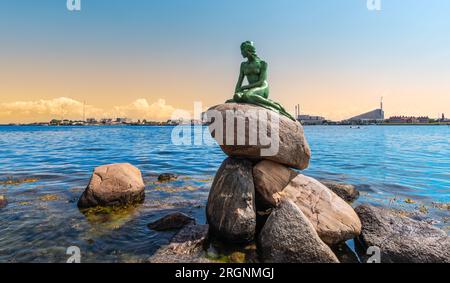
[260,60,268,68]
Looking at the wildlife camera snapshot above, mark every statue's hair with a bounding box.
[241,41,258,58]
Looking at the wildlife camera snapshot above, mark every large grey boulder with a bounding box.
[149,224,213,263]
[253,160,298,207]
[258,199,339,263]
[277,174,361,245]
[78,163,145,208]
[356,205,450,263]
[207,103,311,170]
[206,158,256,243]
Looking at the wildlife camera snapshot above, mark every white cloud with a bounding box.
[112,98,185,120]
[0,97,186,122]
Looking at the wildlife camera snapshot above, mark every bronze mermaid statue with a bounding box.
[226,41,295,121]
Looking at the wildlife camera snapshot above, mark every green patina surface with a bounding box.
[226,41,295,121]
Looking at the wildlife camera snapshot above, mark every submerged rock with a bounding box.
[253,160,298,208]
[147,212,195,231]
[277,174,361,245]
[207,103,311,170]
[78,163,145,208]
[258,199,339,263]
[149,224,213,263]
[320,181,360,203]
[157,173,178,182]
[0,195,7,208]
[206,158,256,243]
[81,204,141,232]
[356,204,450,263]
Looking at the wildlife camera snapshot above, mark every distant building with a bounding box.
[346,98,385,124]
[418,116,430,123]
[86,118,97,124]
[294,104,326,125]
[115,117,132,124]
[348,109,385,123]
[387,116,429,124]
[297,115,326,125]
[439,113,449,122]
[100,118,113,125]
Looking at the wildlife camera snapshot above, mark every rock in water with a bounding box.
[206,158,256,243]
[207,103,311,170]
[78,163,145,208]
[0,195,7,208]
[258,199,339,263]
[149,224,213,263]
[253,160,298,208]
[147,212,195,231]
[356,205,450,263]
[158,173,178,182]
[320,181,360,203]
[277,174,361,245]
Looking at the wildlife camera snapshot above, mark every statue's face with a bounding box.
[241,48,249,58]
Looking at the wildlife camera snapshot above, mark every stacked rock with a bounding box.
[205,103,362,263]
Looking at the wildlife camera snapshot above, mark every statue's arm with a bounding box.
[234,63,245,93]
[240,61,267,90]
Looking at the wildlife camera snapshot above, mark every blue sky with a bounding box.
[1,0,449,122]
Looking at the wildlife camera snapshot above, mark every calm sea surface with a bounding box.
[0,125,449,262]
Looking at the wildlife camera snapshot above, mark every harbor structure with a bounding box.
[294,104,326,125]
[346,98,385,124]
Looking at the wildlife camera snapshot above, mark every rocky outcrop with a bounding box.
[0,195,7,208]
[356,205,450,263]
[206,158,256,243]
[147,212,195,231]
[253,160,298,208]
[277,174,361,245]
[320,181,360,203]
[78,163,145,208]
[204,102,362,262]
[149,224,213,263]
[258,199,339,263]
[207,103,311,170]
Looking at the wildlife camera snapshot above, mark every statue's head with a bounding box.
[240,41,257,59]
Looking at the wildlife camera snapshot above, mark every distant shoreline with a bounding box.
[1,123,448,127]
